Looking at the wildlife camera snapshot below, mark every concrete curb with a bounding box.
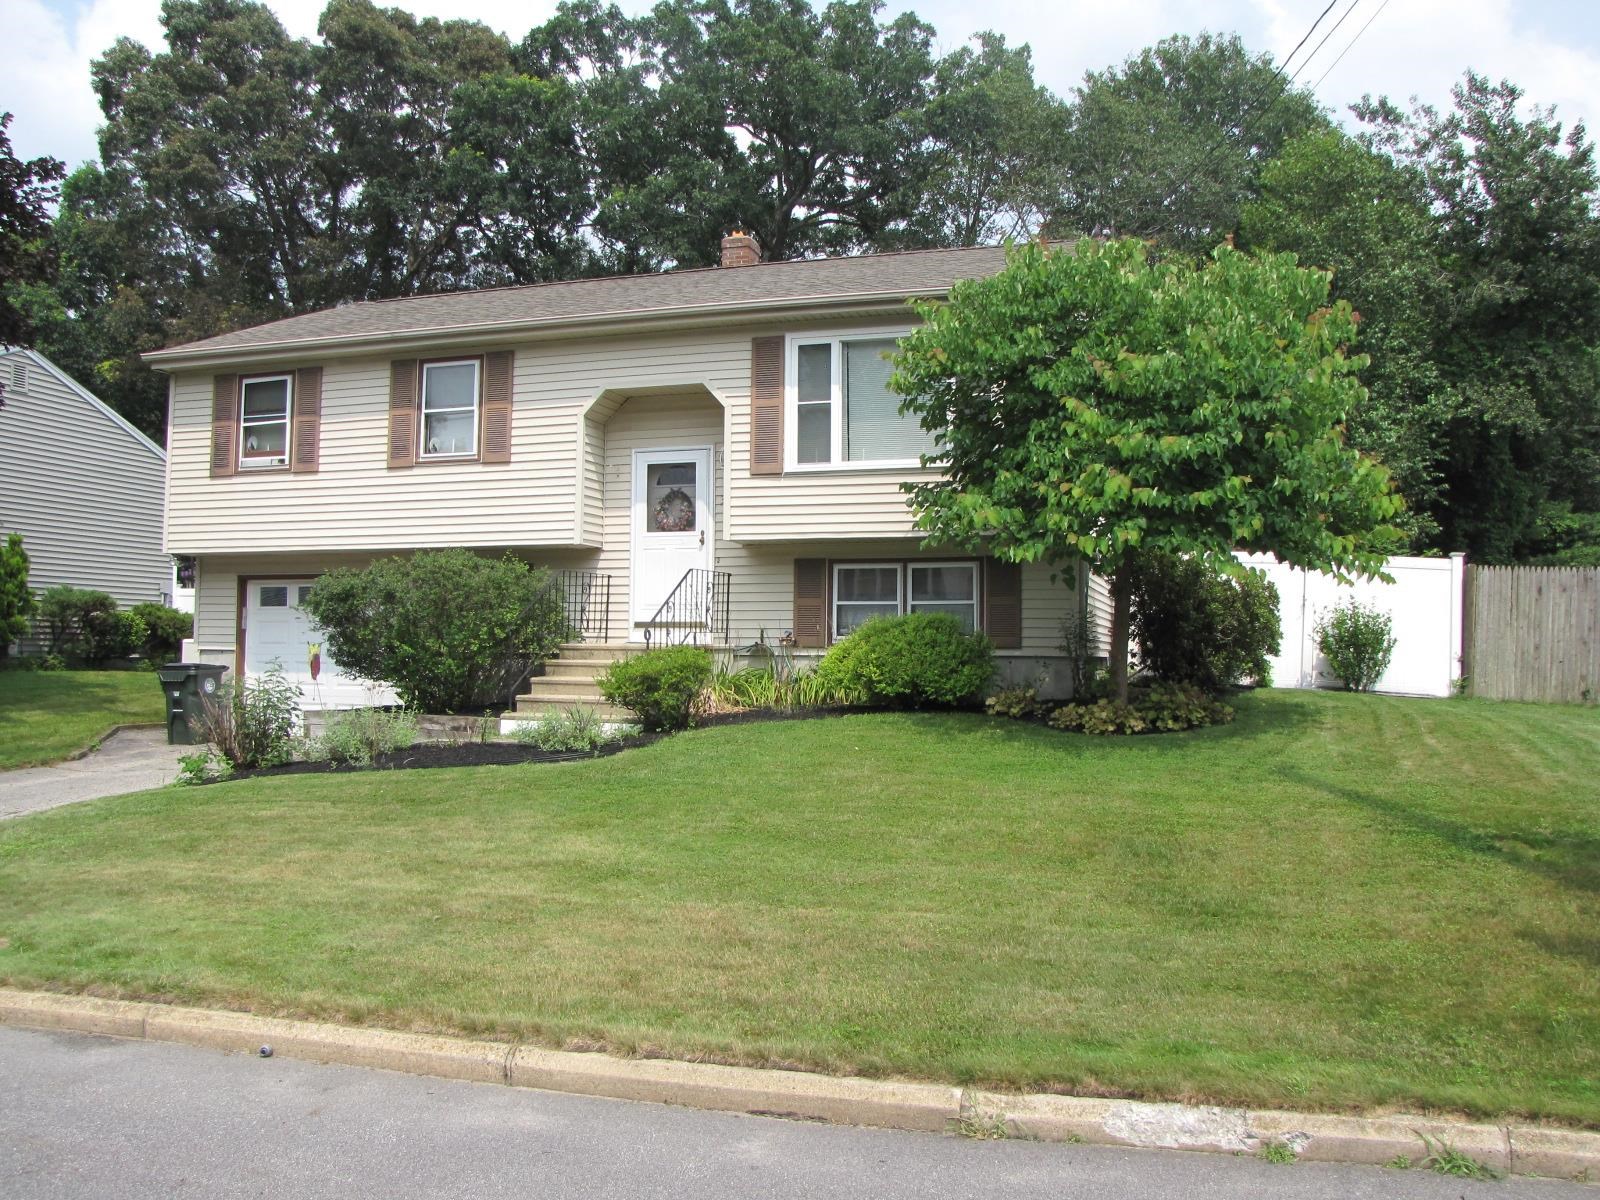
[2,988,1595,1183]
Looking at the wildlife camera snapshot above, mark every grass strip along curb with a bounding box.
[3,988,1596,1182]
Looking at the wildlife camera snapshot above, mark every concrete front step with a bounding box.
[525,678,606,702]
[541,659,622,679]
[512,695,632,722]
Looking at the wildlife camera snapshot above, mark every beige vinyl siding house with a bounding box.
[0,348,175,654]
[151,240,1107,709]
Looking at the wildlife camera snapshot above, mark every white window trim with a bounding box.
[783,327,926,473]
[831,561,904,641]
[238,373,294,469]
[419,358,482,460]
[908,561,980,631]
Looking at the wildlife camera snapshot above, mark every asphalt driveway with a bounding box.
[0,728,185,820]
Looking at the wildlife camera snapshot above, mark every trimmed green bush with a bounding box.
[597,646,713,731]
[1123,553,1280,692]
[1316,600,1397,692]
[815,613,994,708]
[81,608,147,666]
[37,585,117,660]
[300,549,574,712]
[131,602,193,663]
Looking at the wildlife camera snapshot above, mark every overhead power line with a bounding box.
[1313,0,1394,91]
[1143,0,1349,239]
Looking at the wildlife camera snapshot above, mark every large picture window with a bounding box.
[831,561,978,639]
[420,359,480,459]
[787,332,936,469]
[239,374,293,468]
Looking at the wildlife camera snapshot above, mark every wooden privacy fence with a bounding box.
[1464,565,1600,703]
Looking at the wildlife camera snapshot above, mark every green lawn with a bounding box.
[0,669,166,769]
[1,690,1597,1125]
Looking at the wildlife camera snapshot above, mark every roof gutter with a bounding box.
[142,287,950,370]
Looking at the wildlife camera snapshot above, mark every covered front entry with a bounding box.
[241,578,397,709]
[630,446,714,633]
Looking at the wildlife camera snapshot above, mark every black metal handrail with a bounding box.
[554,570,612,641]
[642,569,732,648]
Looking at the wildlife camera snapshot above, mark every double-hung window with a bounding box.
[239,374,293,469]
[831,561,979,639]
[832,564,902,635]
[420,359,480,459]
[788,331,936,469]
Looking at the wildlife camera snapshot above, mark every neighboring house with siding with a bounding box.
[0,347,174,654]
[146,237,1109,713]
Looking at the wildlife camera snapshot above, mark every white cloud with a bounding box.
[2,0,1595,175]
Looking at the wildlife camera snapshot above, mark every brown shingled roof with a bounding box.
[146,243,1014,364]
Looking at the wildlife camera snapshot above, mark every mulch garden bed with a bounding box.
[213,706,897,783]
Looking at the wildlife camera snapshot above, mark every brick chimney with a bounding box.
[720,230,763,268]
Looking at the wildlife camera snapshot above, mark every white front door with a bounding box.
[243,579,397,709]
[631,447,713,630]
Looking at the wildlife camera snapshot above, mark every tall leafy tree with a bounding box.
[893,239,1404,701]
[1240,129,1452,546]
[0,113,65,348]
[1353,74,1600,561]
[900,34,1068,248]
[316,0,515,297]
[1050,33,1328,250]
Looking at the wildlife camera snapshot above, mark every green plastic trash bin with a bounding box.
[155,663,229,745]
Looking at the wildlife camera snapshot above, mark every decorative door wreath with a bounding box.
[653,486,695,532]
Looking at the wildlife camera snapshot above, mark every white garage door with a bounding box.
[243,580,398,710]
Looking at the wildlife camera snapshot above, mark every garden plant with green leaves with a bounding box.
[894,237,1406,703]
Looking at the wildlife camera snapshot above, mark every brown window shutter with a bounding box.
[984,558,1023,648]
[793,558,828,647]
[749,335,783,475]
[481,350,514,463]
[291,366,322,474]
[388,359,418,469]
[209,374,238,478]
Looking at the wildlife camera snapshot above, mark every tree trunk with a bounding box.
[1108,568,1132,705]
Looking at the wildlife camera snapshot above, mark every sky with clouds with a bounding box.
[6,0,1598,172]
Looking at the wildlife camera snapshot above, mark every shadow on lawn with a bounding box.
[1275,765,1600,902]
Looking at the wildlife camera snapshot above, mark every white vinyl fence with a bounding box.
[1236,553,1466,698]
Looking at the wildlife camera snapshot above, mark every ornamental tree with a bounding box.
[0,532,34,658]
[893,237,1405,702]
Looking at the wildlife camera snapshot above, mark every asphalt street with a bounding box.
[2,1026,1593,1199]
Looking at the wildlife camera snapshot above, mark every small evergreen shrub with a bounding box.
[131,602,193,663]
[196,663,302,769]
[1123,553,1281,692]
[597,646,713,731]
[815,614,994,708]
[300,549,574,712]
[1316,600,1397,692]
[309,707,418,766]
[0,533,34,658]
